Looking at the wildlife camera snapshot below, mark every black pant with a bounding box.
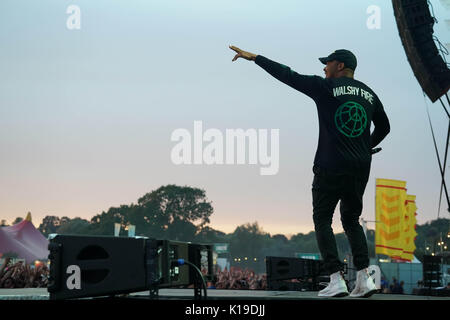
[312,165,370,274]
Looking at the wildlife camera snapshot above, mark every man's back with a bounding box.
[312,76,387,175]
[254,55,390,175]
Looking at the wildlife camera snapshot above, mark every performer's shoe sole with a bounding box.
[320,292,349,298]
[334,292,349,297]
[362,289,378,298]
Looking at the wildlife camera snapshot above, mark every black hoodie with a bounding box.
[255,55,390,176]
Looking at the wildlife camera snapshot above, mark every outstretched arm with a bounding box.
[229,45,324,99]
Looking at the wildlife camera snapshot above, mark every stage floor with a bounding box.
[0,288,449,300]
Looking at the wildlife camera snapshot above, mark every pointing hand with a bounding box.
[229,45,257,61]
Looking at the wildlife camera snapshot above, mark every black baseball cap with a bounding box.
[319,49,357,71]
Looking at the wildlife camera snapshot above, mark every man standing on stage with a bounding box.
[229,45,390,298]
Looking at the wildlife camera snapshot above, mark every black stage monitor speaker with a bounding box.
[265,256,327,281]
[422,254,442,288]
[267,280,307,291]
[156,240,214,288]
[392,0,450,102]
[188,243,214,283]
[47,234,158,300]
[266,256,332,292]
[156,240,191,287]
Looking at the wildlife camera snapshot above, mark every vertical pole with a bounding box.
[375,179,379,269]
[440,232,444,286]
[397,261,400,285]
[410,257,413,295]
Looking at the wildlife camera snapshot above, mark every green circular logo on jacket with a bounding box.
[334,101,367,138]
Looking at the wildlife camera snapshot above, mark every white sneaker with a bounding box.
[318,271,349,297]
[350,268,378,298]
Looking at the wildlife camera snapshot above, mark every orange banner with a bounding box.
[400,195,418,261]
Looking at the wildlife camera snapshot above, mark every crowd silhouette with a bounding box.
[0,257,49,288]
[210,266,267,290]
[0,257,268,290]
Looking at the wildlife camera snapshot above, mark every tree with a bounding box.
[60,216,72,227]
[335,233,351,258]
[56,217,91,235]
[89,205,129,236]
[414,218,449,261]
[84,185,214,239]
[137,185,214,238]
[271,234,288,244]
[164,219,198,242]
[290,231,320,253]
[263,234,295,258]
[38,216,62,237]
[195,226,227,243]
[126,203,159,237]
[11,217,23,225]
[229,222,271,273]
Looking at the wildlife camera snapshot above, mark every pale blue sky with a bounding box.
[1,0,449,236]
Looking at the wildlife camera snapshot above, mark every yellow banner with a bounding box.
[400,195,418,261]
[375,178,407,259]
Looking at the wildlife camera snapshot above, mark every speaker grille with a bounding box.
[392,0,450,102]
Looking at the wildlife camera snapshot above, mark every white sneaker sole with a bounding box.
[350,288,378,298]
[362,289,378,298]
[318,291,349,298]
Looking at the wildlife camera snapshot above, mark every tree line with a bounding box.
[3,184,449,272]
